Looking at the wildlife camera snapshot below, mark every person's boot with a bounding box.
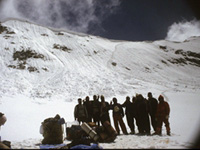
[153,127,162,136]
[146,131,151,136]
[166,127,171,136]
[130,130,135,135]
[167,130,171,136]
[167,132,171,136]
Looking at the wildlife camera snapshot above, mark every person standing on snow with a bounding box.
[83,96,92,123]
[74,98,88,125]
[110,97,128,135]
[100,95,111,125]
[135,94,151,135]
[91,95,101,126]
[131,96,137,134]
[154,95,171,136]
[122,96,135,134]
[147,92,158,132]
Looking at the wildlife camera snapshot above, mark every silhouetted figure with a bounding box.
[135,94,151,135]
[131,96,137,134]
[147,92,158,132]
[100,95,111,125]
[122,96,135,134]
[110,97,128,135]
[74,98,88,125]
[83,96,92,122]
[91,95,101,126]
[155,95,171,136]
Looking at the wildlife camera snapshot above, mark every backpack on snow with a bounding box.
[66,125,87,141]
[41,114,64,144]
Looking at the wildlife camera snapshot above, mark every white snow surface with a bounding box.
[0,19,200,149]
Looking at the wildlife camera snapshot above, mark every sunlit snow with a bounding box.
[0,19,200,149]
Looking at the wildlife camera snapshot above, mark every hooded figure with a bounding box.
[155,95,171,136]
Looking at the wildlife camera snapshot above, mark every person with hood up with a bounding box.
[154,95,171,136]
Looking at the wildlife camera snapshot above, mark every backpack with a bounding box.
[95,121,117,143]
[41,115,63,144]
[66,125,87,141]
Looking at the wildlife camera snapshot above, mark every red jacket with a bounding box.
[156,101,170,118]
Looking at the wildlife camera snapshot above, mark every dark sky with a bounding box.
[88,0,199,41]
[0,0,200,41]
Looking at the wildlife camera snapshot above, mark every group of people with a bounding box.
[74,92,171,136]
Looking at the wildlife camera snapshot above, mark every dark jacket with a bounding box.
[91,100,101,115]
[136,98,149,119]
[131,101,137,117]
[84,100,92,116]
[74,104,88,119]
[122,100,133,115]
[100,101,110,116]
[148,97,158,116]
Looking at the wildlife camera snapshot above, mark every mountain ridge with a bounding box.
[0,19,200,101]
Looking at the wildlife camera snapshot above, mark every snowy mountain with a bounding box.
[0,19,200,100]
[0,19,200,149]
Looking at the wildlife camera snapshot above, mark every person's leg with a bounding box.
[127,114,134,133]
[164,119,171,135]
[118,116,128,134]
[113,115,120,134]
[151,115,157,132]
[144,115,151,135]
[155,118,163,135]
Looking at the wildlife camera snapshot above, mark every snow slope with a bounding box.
[0,19,200,149]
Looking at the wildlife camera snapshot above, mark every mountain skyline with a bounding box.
[0,0,200,41]
[0,19,200,149]
[0,19,200,100]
